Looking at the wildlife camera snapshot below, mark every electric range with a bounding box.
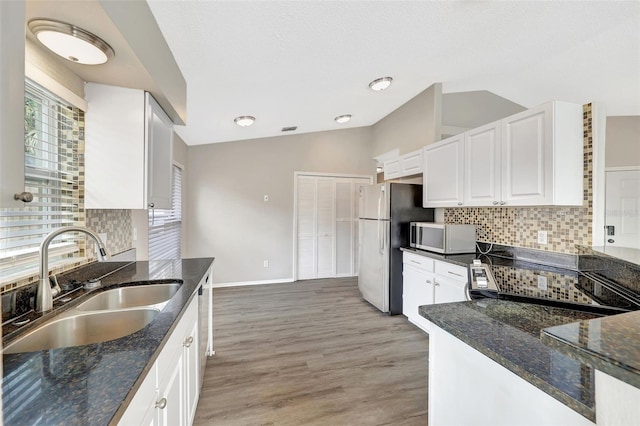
[469,256,640,315]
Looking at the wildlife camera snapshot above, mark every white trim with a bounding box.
[25,62,87,110]
[294,171,373,179]
[605,166,640,172]
[212,278,294,288]
[373,149,400,164]
[591,102,607,247]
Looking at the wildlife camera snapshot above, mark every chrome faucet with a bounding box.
[37,226,111,312]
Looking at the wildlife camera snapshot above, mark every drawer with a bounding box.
[403,252,434,272]
[435,260,468,282]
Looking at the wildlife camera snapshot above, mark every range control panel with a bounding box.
[469,260,500,295]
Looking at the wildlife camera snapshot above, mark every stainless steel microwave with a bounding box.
[409,222,476,254]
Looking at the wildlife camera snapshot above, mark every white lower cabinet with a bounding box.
[402,252,468,332]
[119,296,199,426]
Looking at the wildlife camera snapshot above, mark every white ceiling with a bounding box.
[146,1,640,146]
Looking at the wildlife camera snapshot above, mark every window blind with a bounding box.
[149,164,182,261]
[0,80,83,285]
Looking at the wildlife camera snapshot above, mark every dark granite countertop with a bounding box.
[2,257,214,426]
[419,299,602,421]
[400,247,478,267]
[542,310,640,389]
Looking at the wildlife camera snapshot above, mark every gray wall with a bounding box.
[186,127,375,284]
[606,116,640,168]
[441,90,525,133]
[372,83,442,157]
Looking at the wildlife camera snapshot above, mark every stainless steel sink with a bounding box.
[4,309,159,354]
[76,283,181,311]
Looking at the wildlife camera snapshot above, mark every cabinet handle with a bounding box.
[410,260,421,264]
[183,336,194,347]
[457,202,463,206]
[499,201,506,205]
[156,398,167,409]
[447,271,464,277]
[434,281,440,287]
[492,201,499,205]
[14,192,34,203]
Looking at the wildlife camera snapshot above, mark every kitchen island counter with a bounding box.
[420,299,601,422]
[2,257,214,426]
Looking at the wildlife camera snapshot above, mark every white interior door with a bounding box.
[296,176,317,279]
[296,174,371,280]
[316,178,335,278]
[605,170,640,249]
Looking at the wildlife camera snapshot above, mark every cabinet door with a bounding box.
[0,1,26,207]
[85,83,146,209]
[402,266,434,321]
[401,150,423,176]
[384,159,401,180]
[402,268,418,319]
[157,349,185,426]
[184,317,200,425]
[146,93,174,210]
[434,276,467,304]
[464,122,501,206]
[501,103,553,206]
[423,136,464,207]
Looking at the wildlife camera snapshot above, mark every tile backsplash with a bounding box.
[86,209,133,259]
[444,103,593,254]
[1,210,133,293]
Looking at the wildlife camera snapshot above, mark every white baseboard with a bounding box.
[212,278,294,288]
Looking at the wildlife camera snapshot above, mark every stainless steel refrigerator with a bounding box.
[358,183,434,314]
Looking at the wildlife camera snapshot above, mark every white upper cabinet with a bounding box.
[424,101,583,208]
[464,122,501,206]
[85,83,173,210]
[0,1,26,208]
[383,149,423,180]
[423,135,464,207]
[501,101,583,206]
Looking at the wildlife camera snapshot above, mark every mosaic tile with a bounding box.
[445,104,593,255]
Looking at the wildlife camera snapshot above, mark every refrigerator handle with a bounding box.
[377,188,383,253]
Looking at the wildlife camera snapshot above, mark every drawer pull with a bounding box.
[183,336,194,347]
[156,398,167,409]
[434,282,440,287]
[447,271,464,277]
[410,260,421,264]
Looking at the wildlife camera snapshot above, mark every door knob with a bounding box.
[607,239,615,244]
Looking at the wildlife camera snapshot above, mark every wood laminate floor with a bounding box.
[194,278,428,426]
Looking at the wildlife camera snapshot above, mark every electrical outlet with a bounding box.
[537,275,548,291]
[263,260,269,268]
[264,195,269,202]
[537,230,548,245]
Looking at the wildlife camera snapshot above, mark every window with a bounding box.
[148,164,182,261]
[0,80,83,286]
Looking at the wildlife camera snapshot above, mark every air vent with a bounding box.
[281,126,297,132]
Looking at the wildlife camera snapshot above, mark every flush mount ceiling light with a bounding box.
[234,116,255,127]
[334,114,352,124]
[369,77,393,91]
[28,19,115,65]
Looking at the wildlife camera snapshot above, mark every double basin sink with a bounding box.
[4,283,181,354]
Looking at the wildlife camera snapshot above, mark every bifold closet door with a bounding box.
[296,175,369,280]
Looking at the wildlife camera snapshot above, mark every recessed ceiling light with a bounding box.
[234,116,255,127]
[28,19,114,65]
[334,114,352,124]
[369,77,393,91]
